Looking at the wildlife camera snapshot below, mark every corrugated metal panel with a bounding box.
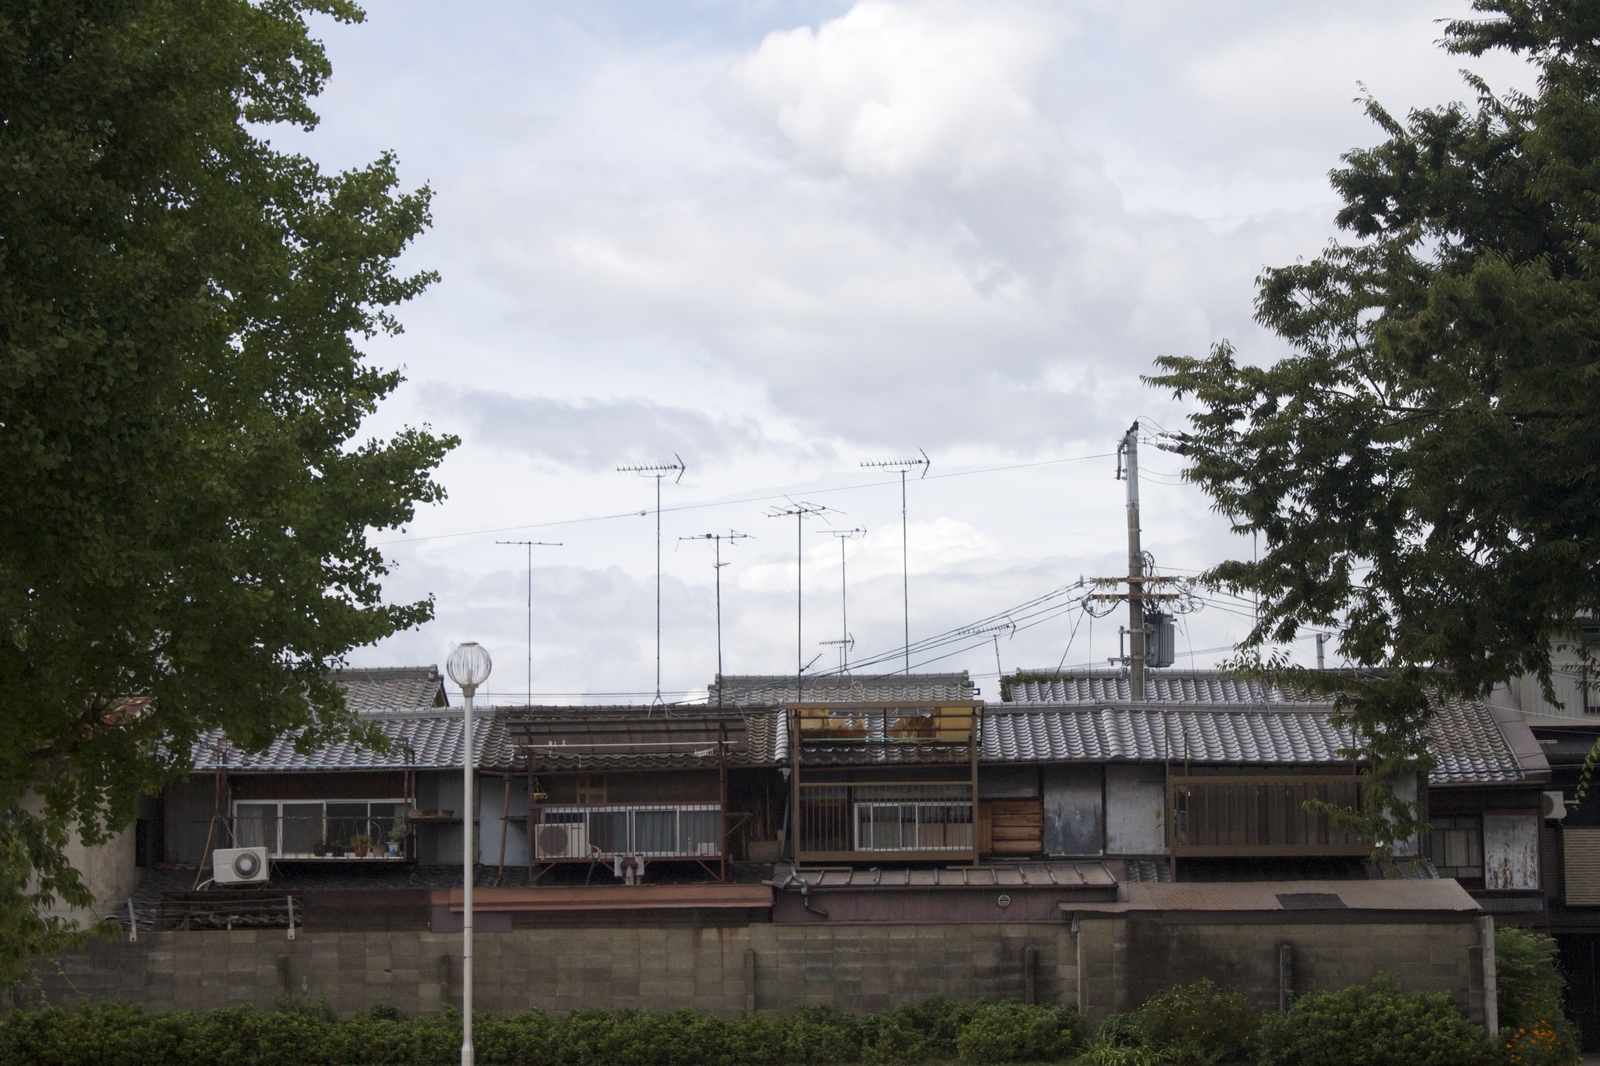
[1564,828,1600,906]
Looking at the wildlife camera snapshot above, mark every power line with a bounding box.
[373,450,1114,546]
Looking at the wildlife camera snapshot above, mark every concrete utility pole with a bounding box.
[1119,422,1146,701]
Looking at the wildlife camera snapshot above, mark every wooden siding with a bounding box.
[1169,775,1368,857]
[982,798,1043,856]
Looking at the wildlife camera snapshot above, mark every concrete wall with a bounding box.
[23,916,1482,1022]
[21,794,141,928]
[22,924,1069,1016]
[1075,915,1485,1027]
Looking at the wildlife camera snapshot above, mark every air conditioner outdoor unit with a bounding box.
[534,822,590,859]
[214,846,270,885]
[1544,790,1569,821]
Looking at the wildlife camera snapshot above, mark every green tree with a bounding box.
[1149,0,1600,844]
[0,0,454,978]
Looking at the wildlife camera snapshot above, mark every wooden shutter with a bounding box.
[986,798,1043,855]
[1563,828,1600,905]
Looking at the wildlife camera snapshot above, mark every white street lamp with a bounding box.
[446,642,492,1066]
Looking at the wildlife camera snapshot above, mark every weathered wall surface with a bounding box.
[21,917,1481,1021]
[1075,915,1485,1026]
[20,925,1068,1016]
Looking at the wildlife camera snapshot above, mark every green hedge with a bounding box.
[0,999,1085,1066]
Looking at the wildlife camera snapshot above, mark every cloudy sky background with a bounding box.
[289,0,1534,703]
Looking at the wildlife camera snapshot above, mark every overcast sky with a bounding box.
[295,0,1533,703]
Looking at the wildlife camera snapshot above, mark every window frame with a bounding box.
[230,798,407,857]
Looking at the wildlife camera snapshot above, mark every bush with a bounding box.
[1082,1013,1157,1066]
[1135,980,1256,1065]
[1495,927,1581,1066]
[1254,978,1495,1066]
[954,1001,1082,1064]
[0,999,1084,1066]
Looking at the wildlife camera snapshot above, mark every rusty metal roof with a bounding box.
[712,672,975,706]
[495,708,787,771]
[442,884,772,912]
[773,862,1117,890]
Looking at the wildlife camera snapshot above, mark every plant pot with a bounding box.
[312,843,327,857]
[330,845,344,857]
[387,842,400,857]
[354,844,369,858]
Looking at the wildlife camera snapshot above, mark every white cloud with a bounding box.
[274,0,1532,691]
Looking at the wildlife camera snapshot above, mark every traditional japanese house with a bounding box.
[488,705,788,878]
[994,670,1549,896]
[162,666,491,866]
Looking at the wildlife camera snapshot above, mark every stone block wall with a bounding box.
[21,917,1482,1022]
[22,924,1071,1016]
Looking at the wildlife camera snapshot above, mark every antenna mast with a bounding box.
[766,501,828,702]
[495,540,562,706]
[618,454,686,708]
[861,448,929,673]
[682,531,751,698]
[817,527,866,673]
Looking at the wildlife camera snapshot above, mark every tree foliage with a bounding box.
[0,0,453,977]
[1148,0,1600,840]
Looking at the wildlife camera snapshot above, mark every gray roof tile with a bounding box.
[1008,670,1318,705]
[192,711,510,772]
[331,666,448,714]
[985,685,1528,786]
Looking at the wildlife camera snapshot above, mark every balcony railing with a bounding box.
[797,782,975,863]
[532,804,721,861]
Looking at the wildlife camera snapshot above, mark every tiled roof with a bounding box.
[488,708,788,771]
[981,695,1531,786]
[191,711,510,772]
[331,666,448,713]
[1007,670,1318,705]
[711,672,975,706]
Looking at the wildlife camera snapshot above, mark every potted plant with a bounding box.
[350,833,371,858]
[312,839,327,858]
[329,842,345,857]
[387,818,407,857]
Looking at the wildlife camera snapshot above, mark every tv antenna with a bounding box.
[766,501,829,702]
[495,540,562,706]
[816,527,866,673]
[618,454,686,708]
[680,530,752,697]
[861,448,929,674]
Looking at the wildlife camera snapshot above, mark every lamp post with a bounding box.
[446,642,492,1066]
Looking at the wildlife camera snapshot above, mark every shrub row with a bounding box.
[0,998,1084,1066]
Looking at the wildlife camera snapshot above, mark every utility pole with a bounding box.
[617,456,686,709]
[861,449,929,673]
[495,540,561,706]
[1117,422,1146,701]
[767,502,827,701]
[681,531,750,697]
